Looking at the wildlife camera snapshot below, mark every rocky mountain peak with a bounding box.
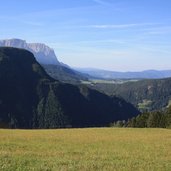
[0,38,60,65]
[0,39,27,48]
[27,43,54,56]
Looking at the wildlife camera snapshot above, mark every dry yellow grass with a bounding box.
[0,128,170,171]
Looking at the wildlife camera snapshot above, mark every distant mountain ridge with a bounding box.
[0,38,59,65]
[76,68,171,79]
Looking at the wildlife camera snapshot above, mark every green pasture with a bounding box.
[0,128,170,171]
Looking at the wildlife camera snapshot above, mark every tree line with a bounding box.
[110,106,171,128]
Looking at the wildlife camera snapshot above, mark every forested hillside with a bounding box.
[43,64,89,84]
[89,78,171,111]
[111,106,171,128]
[0,47,139,128]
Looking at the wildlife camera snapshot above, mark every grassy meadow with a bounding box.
[0,128,170,171]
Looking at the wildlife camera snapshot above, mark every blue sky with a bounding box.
[0,0,171,71]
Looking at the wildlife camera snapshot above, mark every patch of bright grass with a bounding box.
[138,99,153,111]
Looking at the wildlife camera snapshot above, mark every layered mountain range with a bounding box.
[76,68,171,79]
[0,47,139,128]
[0,39,88,83]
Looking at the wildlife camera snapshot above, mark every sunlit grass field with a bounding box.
[0,128,170,171]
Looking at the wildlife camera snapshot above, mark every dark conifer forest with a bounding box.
[0,47,139,128]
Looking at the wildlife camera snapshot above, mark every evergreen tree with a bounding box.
[147,111,162,128]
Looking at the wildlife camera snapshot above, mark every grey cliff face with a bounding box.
[0,39,59,65]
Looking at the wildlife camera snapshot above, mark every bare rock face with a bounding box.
[0,39,60,65]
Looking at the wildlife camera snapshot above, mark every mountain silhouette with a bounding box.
[0,47,139,128]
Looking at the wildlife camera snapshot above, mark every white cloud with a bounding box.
[87,23,159,29]
[143,26,171,35]
[93,0,111,6]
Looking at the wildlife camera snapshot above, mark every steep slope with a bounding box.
[0,38,88,83]
[0,47,139,128]
[90,78,171,112]
[0,47,53,128]
[43,64,89,84]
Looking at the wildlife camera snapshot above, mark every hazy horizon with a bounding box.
[1,0,171,71]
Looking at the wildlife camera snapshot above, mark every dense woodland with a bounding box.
[0,47,171,129]
[0,47,139,128]
[111,106,171,128]
[88,78,171,112]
